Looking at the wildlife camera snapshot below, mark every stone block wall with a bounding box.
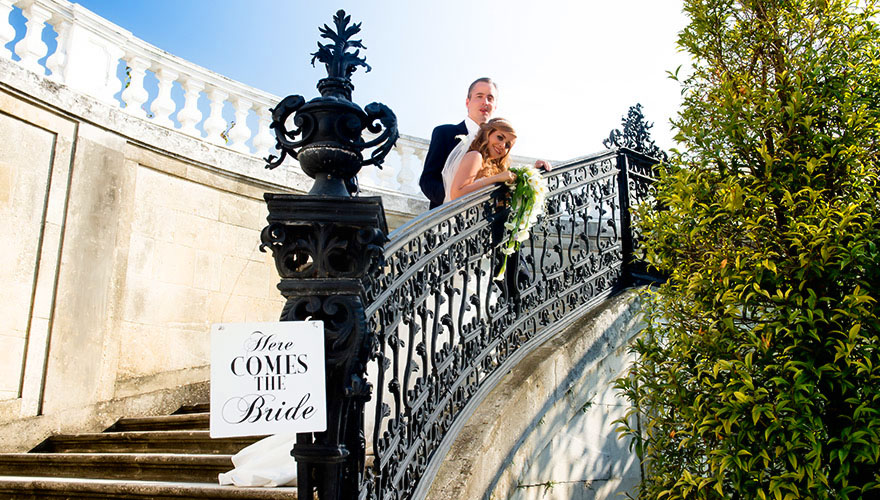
[428,291,644,500]
[0,56,426,450]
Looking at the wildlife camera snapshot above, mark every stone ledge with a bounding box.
[0,57,428,226]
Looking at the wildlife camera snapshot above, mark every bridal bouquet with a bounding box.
[495,164,548,280]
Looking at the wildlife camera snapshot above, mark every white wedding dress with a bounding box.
[218,432,298,487]
[441,132,476,203]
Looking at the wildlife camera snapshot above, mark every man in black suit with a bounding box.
[419,78,551,209]
[419,78,497,209]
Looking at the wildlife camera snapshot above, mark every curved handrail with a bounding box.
[360,147,656,499]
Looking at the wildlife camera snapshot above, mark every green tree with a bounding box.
[616,1,880,498]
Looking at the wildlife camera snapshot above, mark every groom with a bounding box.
[419,77,495,209]
[419,78,550,209]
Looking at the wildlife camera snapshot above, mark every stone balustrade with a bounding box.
[0,0,442,196]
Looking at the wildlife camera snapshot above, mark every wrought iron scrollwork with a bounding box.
[261,14,661,499]
[259,194,388,280]
[351,149,660,499]
[360,102,399,168]
[261,194,388,500]
[264,95,309,169]
[620,151,659,268]
[260,221,386,279]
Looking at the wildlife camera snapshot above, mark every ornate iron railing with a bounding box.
[254,10,661,500]
[358,147,658,499]
[260,147,658,500]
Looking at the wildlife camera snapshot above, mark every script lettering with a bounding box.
[222,394,316,424]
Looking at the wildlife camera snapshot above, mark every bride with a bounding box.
[442,117,518,202]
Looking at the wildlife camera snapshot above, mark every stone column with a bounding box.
[396,144,415,193]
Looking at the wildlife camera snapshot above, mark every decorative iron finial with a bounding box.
[311,10,372,80]
[264,10,398,197]
[604,103,667,161]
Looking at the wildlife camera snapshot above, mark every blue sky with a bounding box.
[66,1,687,160]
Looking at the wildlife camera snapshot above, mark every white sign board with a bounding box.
[210,321,327,438]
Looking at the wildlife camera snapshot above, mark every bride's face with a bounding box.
[487,129,515,159]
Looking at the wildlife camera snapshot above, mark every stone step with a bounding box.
[0,453,234,483]
[33,431,259,454]
[174,403,210,415]
[0,476,297,499]
[106,413,210,432]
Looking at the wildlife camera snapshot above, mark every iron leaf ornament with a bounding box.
[604,103,667,161]
[311,10,372,79]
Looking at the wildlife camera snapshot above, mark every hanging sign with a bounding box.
[209,321,326,438]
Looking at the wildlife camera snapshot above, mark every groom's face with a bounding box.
[466,82,497,124]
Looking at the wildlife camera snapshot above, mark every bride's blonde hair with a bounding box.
[468,118,517,178]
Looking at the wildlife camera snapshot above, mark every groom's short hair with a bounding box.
[467,77,496,98]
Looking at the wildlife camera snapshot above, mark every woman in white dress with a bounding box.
[443,117,518,202]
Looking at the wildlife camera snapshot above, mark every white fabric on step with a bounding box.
[218,432,298,487]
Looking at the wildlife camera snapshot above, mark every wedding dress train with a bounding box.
[218,432,298,487]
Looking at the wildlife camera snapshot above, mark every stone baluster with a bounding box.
[396,144,416,194]
[150,66,179,128]
[1,0,18,60]
[252,104,276,158]
[15,1,52,74]
[203,86,229,146]
[120,56,150,119]
[44,15,71,81]
[228,96,252,153]
[375,148,398,190]
[357,161,378,188]
[177,76,205,137]
[411,148,427,195]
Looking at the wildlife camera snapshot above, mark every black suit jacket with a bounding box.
[419,121,468,209]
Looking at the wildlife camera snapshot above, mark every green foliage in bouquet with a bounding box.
[615,0,880,498]
[495,165,547,280]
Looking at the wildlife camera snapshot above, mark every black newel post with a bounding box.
[617,150,662,286]
[259,10,397,499]
[616,151,638,285]
[606,105,666,287]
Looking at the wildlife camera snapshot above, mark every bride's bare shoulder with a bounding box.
[461,150,482,165]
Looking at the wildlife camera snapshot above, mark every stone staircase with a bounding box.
[0,403,297,498]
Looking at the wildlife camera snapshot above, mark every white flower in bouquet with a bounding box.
[495,164,549,280]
